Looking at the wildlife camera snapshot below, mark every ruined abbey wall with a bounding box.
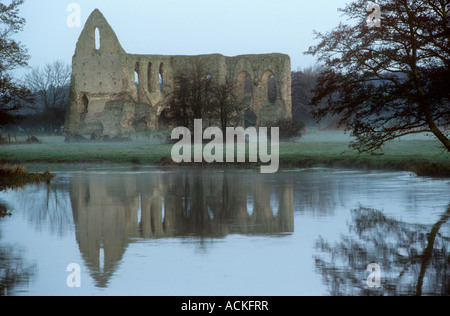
[65,9,292,136]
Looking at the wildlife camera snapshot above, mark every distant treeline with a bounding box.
[291,65,338,129]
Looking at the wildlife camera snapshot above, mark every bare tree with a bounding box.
[210,79,242,131]
[168,61,243,131]
[24,60,71,133]
[168,61,214,129]
[0,0,32,127]
[306,0,450,152]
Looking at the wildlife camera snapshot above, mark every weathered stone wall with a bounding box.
[65,9,292,136]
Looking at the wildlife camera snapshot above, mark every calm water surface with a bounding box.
[0,168,449,296]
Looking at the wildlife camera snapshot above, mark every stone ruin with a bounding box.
[64,9,292,136]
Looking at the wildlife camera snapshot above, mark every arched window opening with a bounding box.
[244,75,252,93]
[268,75,277,104]
[147,62,153,92]
[204,73,212,90]
[78,93,88,114]
[135,62,140,101]
[158,109,174,130]
[237,72,252,95]
[159,63,165,93]
[94,27,100,50]
[244,109,257,128]
[179,74,188,90]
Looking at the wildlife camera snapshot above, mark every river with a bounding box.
[0,167,449,296]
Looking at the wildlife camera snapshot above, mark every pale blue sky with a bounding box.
[14,0,352,79]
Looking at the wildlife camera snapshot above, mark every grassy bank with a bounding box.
[0,131,448,177]
[278,132,450,177]
[0,164,55,191]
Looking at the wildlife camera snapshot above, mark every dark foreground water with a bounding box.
[0,168,449,296]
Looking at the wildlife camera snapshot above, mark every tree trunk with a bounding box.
[428,118,450,152]
[419,97,450,152]
[415,205,450,296]
[411,62,450,152]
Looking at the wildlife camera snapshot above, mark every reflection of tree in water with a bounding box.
[315,205,450,296]
[1,189,36,296]
[0,181,71,295]
[5,182,73,236]
[0,199,36,296]
[0,245,36,296]
[0,202,11,217]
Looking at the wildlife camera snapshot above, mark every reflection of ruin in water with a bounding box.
[70,170,294,287]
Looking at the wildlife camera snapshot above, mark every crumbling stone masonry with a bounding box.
[65,9,292,136]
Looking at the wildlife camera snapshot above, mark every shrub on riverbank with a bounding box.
[0,164,54,191]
